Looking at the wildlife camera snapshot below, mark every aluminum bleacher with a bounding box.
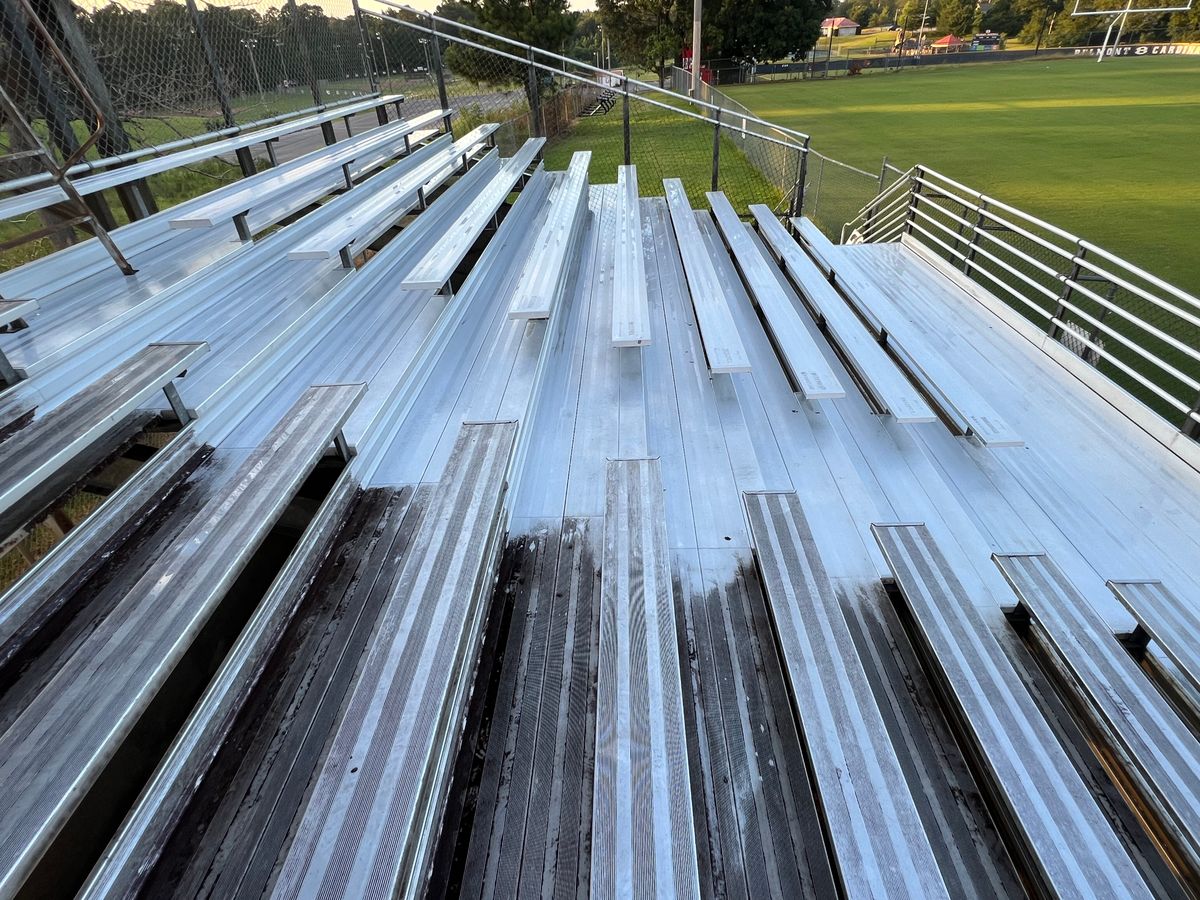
[0,92,1199,900]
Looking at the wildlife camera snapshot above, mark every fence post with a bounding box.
[350,0,385,125]
[1183,395,1200,439]
[184,0,254,176]
[963,198,986,273]
[527,46,542,138]
[1050,243,1085,341]
[622,78,631,166]
[789,137,810,218]
[864,154,889,237]
[904,167,921,235]
[711,108,721,192]
[287,0,323,109]
[429,16,452,134]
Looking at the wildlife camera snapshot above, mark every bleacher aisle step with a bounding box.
[746,491,948,898]
[872,523,1153,898]
[592,458,700,899]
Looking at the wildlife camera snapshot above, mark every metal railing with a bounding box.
[846,166,1200,439]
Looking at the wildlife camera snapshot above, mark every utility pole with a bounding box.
[691,0,702,96]
[377,31,391,82]
[241,38,264,101]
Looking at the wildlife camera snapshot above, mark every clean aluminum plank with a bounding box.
[0,298,36,327]
[1108,579,1200,697]
[707,192,844,399]
[402,138,546,290]
[663,179,750,373]
[871,523,1153,899]
[746,492,948,898]
[753,206,935,423]
[996,552,1200,872]
[0,95,407,221]
[610,166,651,346]
[792,216,839,276]
[288,139,489,262]
[822,246,1022,446]
[0,382,365,898]
[168,117,421,228]
[271,421,518,900]
[592,458,700,899]
[508,151,591,319]
[0,341,208,522]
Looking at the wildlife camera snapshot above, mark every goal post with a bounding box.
[1070,0,1195,61]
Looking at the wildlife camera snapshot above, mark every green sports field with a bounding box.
[726,56,1200,295]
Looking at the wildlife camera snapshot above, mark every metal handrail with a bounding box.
[852,164,1200,437]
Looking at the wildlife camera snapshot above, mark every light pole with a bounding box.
[691,0,702,97]
[376,31,391,84]
[241,38,264,101]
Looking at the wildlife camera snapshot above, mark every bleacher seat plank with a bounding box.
[817,244,1022,446]
[0,95,406,222]
[592,458,700,900]
[745,492,948,898]
[167,116,418,227]
[663,179,751,373]
[0,341,208,530]
[610,166,652,346]
[402,138,547,291]
[508,151,591,320]
[871,524,1153,898]
[0,382,364,897]
[0,298,36,385]
[1108,579,1200,696]
[792,216,840,276]
[708,193,845,400]
[270,420,518,900]
[753,207,935,423]
[995,552,1200,871]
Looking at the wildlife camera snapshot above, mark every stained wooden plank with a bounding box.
[593,458,700,899]
[872,523,1153,899]
[748,492,949,898]
[610,166,651,346]
[0,382,365,897]
[752,207,935,423]
[707,192,844,400]
[996,552,1200,874]
[663,179,751,373]
[270,420,518,899]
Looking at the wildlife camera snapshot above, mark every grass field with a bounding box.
[727,56,1200,295]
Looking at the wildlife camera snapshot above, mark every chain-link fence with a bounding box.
[850,167,1200,434]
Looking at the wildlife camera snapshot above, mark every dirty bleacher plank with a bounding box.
[1108,578,1200,697]
[270,420,517,899]
[592,458,701,899]
[996,552,1200,873]
[610,166,651,346]
[0,382,364,897]
[872,523,1153,898]
[0,341,208,533]
[708,193,844,400]
[663,179,751,373]
[747,492,949,898]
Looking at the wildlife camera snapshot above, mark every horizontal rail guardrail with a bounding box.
[845,165,1200,438]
